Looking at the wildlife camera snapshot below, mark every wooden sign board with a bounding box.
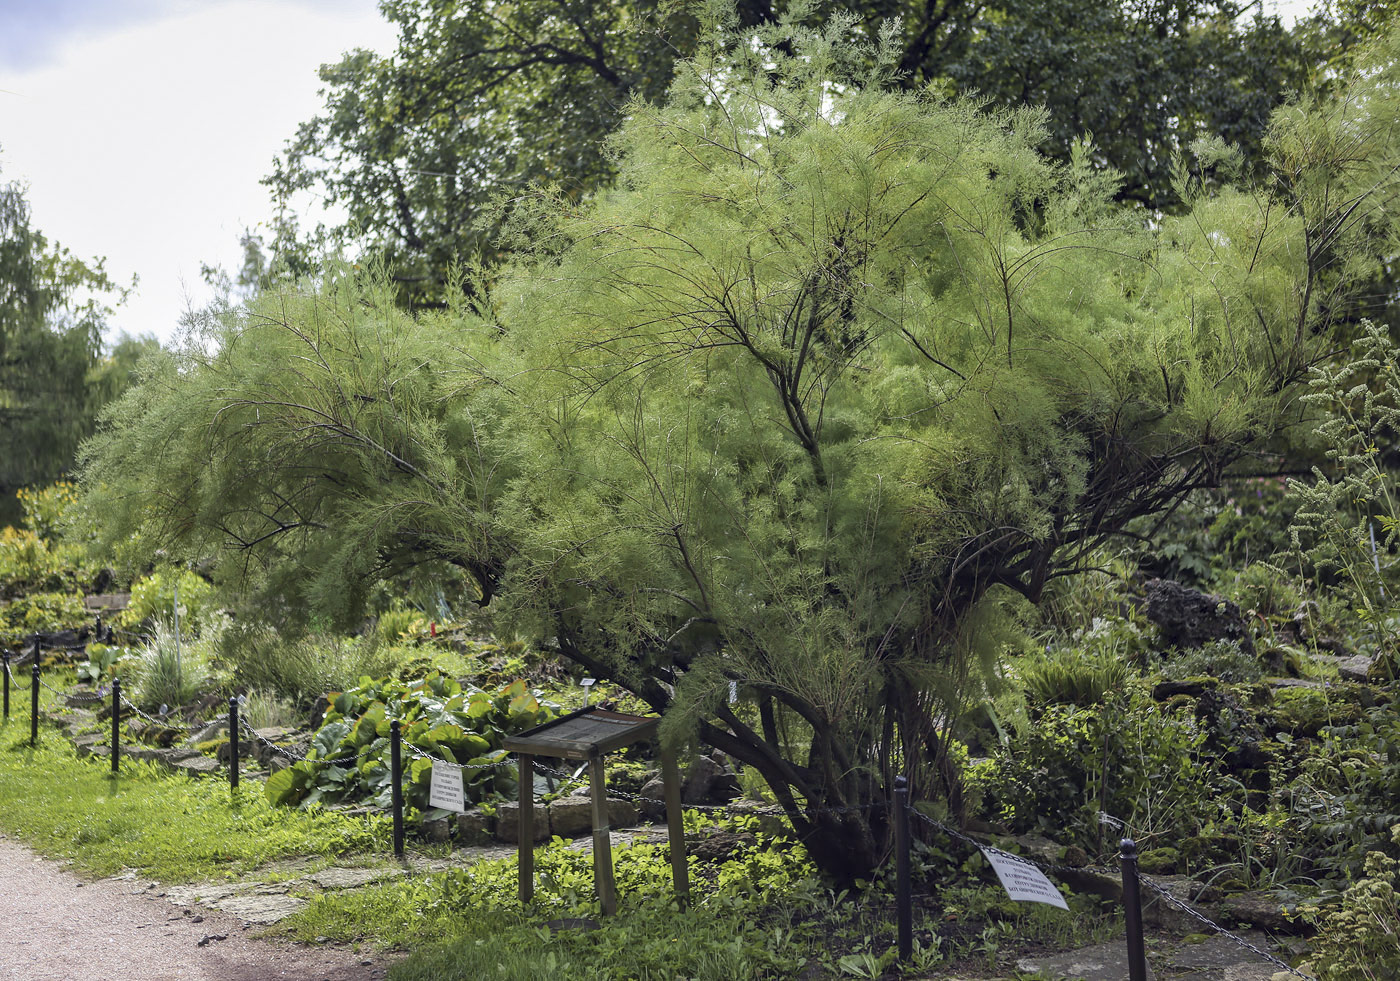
[503,706,658,760]
[504,706,683,917]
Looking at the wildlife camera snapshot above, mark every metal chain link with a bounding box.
[237,718,361,767]
[906,807,1116,878]
[37,675,108,702]
[1138,876,1315,980]
[402,741,516,773]
[3,661,32,691]
[910,807,1311,979]
[118,695,222,733]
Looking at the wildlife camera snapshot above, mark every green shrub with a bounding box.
[0,527,92,599]
[375,604,431,643]
[0,590,89,644]
[1302,826,1400,981]
[218,625,398,704]
[1159,639,1265,684]
[240,688,301,729]
[77,642,132,685]
[16,481,79,542]
[972,690,1231,858]
[121,565,217,633]
[266,673,558,811]
[1019,646,1128,709]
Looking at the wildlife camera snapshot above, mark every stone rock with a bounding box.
[457,808,494,844]
[1152,678,1219,700]
[217,740,256,763]
[1144,578,1254,654]
[692,831,757,862]
[169,756,222,777]
[253,726,296,742]
[1334,655,1375,683]
[682,755,723,804]
[637,776,667,820]
[72,732,104,757]
[494,801,551,843]
[607,798,638,828]
[1164,932,1286,979]
[420,817,452,843]
[214,893,307,925]
[549,798,594,838]
[1141,875,1213,934]
[1008,833,1088,869]
[83,590,129,612]
[310,867,399,890]
[1016,941,1153,981]
[1221,891,1307,935]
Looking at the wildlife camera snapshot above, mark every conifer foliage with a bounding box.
[81,18,1400,880]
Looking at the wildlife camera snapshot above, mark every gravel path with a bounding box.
[0,837,390,981]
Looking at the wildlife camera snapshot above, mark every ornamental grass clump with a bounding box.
[130,618,209,710]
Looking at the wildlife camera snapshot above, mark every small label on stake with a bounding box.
[980,847,1069,910]
[581,677,595,706]
[428,762,466,812]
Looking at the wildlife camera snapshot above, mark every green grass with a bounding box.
[0,715,388,881]
[275,836,829,981]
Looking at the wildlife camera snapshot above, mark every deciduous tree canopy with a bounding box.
[265,0,1324,306]
[0,158,139,524]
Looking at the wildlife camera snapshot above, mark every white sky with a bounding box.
[0,0,397,345]
[0,0,1321,348]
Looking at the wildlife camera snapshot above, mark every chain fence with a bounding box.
[2,659,33,691]
[907,806,1315,981]
[0,631,1320,979]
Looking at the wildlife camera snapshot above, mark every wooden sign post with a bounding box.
[504,706,688,915]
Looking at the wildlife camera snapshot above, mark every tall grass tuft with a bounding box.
[130,618,209,709]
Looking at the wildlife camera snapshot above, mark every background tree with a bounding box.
[266,0,1323,307]
[0,158,139,526]
[82,19,1400,882]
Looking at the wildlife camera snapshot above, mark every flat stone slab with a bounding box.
[1017,931,1295,980]
[164,883,241,906]
[309,867,400,890]
[214,893,308,924]
[169,756,222,776]
[1017,941,1156,980]
[1164,934,1285,979]
[454,842,517,863]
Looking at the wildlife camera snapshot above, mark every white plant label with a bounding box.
[581,677,596,706]
[980,847,1069,910]
[428,763,465,812]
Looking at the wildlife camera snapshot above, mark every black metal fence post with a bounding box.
[30,654,40,747]
[111,678,121,774]
[391,720,404,858]
[1121,838,1148,981]
[228,696,239,791]
[3,651,9,720]
[894,774,912,963]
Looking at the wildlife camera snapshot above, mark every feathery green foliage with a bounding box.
[78,20,1400,881]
